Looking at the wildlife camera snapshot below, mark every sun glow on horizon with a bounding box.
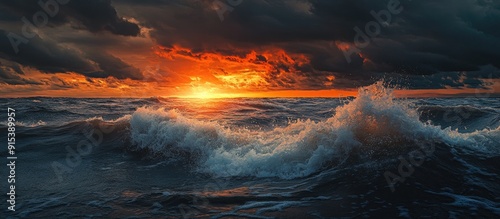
[171,86,358,99]
[179,84,241,99]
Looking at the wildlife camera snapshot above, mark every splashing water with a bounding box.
[129,82,500,179]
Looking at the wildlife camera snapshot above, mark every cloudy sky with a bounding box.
[0,0,499,97]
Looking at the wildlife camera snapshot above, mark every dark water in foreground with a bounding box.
[1,83,499,218]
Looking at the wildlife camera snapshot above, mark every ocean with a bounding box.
[1,83,499,218]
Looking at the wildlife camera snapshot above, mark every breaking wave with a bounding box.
[127,82,499,179]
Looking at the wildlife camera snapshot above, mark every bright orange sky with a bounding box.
[1,42,498,98]
[1,1,499,98]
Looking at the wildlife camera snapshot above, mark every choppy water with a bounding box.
[1,82,499,218]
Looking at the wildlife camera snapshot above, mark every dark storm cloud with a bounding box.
[0,28,144,80]
[119,0,499,89]
[85,50,143,80]
[0,0,146,80]
[0,0,140,36]
[65,0,140,36]
[398,65,500,90]
[0,29,98,73]
[0,64,41,85]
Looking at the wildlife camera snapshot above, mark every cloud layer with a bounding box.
[0,0,498,95]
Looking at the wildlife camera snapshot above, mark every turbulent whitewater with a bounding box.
[1,82,499,218]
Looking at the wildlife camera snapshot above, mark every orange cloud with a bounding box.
[152,45,314,97]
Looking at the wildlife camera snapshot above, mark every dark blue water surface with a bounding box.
[1,86,499,218]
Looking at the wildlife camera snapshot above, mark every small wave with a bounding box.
[129,82,500,179]
[83,115,131,123]
[15,120,47,127]
[418,104,500,131]
[7,116,132,143]
[26,105,79,115]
